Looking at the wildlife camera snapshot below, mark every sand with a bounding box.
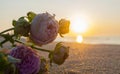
[41,42,120,74]
[0,41,120,74]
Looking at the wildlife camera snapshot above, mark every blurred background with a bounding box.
[0,0,120,44]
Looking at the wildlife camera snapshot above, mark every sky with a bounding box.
[0,0,120,37]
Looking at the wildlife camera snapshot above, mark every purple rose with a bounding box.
[9,45,40,74]
[30,12,59,46]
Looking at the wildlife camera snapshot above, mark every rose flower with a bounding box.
[30,12,59,46]
[9,45,40,74]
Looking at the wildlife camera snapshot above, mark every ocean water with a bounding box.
[0,36,120,45]
[55,36,120,45]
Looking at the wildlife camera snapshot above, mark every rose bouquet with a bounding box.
[0,12,70,74]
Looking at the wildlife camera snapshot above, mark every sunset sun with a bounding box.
[70,16,89,43]
[70,17,88,34]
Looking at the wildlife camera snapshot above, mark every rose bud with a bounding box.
[9,45,40,74]
[53,43,69,65]
[30,12,59,46]
[58,19,70,37]
[12,17,30,37]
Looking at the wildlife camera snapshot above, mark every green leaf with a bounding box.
[0,43,3,47]
[0,53,9,71]
[4,63,17,74]
[7,55,21,63]
[27,11,36,23]
[0,71,4,74]
[0,34,15,47]
[0,53,19,74]
[12,20,17,26]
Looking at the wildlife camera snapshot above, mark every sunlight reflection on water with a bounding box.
[55,36,120,45]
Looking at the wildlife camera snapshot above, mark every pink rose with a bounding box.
[30,12,59,46]
[9,45,40,74]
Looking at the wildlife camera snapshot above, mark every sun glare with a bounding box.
[76,35,83,43]
[70,17,88,34]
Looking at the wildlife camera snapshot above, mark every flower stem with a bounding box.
[14,39,51,53]
[0,28,14,35]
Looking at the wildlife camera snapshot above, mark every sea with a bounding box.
[55,36,120,45]
[0,36,120,45]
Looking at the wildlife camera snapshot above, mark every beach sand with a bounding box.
[0,41,120,74]
[41,42,120,74]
